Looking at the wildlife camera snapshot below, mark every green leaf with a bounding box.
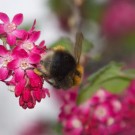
[87,62,122,84]
[50,38,73,51]
[124,69,135,75]
[101,77,130,93]
[77,62,134,104]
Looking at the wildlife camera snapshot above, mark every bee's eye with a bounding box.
[75,70,81,77]
[40,60,44,64]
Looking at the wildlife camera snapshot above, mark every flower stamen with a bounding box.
[4,23,16,33]
[23,42,34,50]
[2,57,11,67]
[20,60,30,70]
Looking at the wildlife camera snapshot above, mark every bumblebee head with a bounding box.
[73,64,83,86]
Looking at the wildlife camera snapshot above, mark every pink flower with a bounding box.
[14,20,46,55]
[59,90,88,135]
[0,45,12,80]
[0,12,49,109]
[59,89,133,135]
[15,31,41,53]
[14,70,49,109]
[126,80,135,95]
[102,1,135,37]
[63,117,83,135]
[8,49,41,82]
[0,12,26,45]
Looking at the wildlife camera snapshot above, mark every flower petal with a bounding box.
[22,88,31,102]
[8,59,19,70]
[7,34,16,45]
[14,68,24,81]
[12,13,23,25]
[29,76,43,88]
[29,31,40,42]
[15,80,25,97]
[12,29,27,39]
[28,53,41,64]
[29,19,36,33]
[39,40,45,47]
[18,49,28,58]
[26,70,38,78]
[0,67,9,80]
[0,45,8,56]
[43,88,50,98]
[0,57,3,65]
[12,49,28,58]
[0,12,9,23]
[27,101,35,109]
[0,24,4,34]
[19,96,25,108]
[33,90,41,102]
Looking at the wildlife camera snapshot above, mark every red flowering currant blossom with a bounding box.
[27,20,46,54]
[59,88,135,135]
[14,20,46,55]
[0,45,12,80]
[123,80,135,127]
[6,47,49,109]
[0,12,26,45]
[102,1,135,37]
[0,12,49,109]
[8,69,50,109]
[8,49,41,82]
[18,73,49,109]
[15,31,40,52]
[59,89,87,135]
[16,32,46,55]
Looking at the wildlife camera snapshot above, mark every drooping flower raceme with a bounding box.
[0,12,49,109]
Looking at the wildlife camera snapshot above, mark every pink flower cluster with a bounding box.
[0,12,49,109]
[59,83,135,135]
[102,1,135,37]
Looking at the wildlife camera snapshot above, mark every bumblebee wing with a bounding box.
[74,32,83,64]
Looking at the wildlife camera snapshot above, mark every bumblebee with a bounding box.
[34,32,84,89]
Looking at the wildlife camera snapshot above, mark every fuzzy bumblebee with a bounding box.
[34,32,84,90]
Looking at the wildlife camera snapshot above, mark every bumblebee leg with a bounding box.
[34,68,43,76]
